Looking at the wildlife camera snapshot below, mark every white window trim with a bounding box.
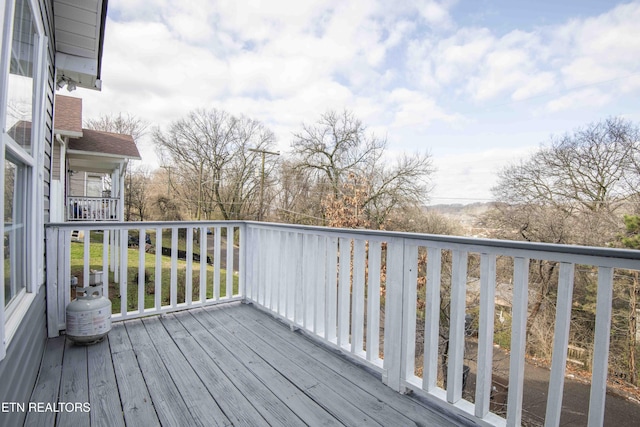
[0,0,47,359]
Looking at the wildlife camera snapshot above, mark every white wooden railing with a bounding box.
[67,196,119,221]
[45,221,640,427]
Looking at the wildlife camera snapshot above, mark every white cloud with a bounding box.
[75,0,640,203]
[387,88,459,127]
[546,88,612,112]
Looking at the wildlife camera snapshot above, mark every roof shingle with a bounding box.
[68,129,141,160]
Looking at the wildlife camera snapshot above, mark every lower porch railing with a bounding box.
[67,196,120,221]
[45,221,640,427]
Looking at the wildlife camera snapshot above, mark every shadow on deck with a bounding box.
[27,303,465,426]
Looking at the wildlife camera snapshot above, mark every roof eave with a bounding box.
[54,0,109,91]
[67,148,141,162]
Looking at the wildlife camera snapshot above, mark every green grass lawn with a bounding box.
[70,239,239,314]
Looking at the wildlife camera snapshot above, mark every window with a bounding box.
[6,0,36,153]
[1,0,46,350]
[4,157,27,309]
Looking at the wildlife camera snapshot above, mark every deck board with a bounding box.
[87,338,125,427]
[109,323,160,426]
[25,336,65,427]
[140,316,231,427]
[31,302,460,427]
[57,340,90,427]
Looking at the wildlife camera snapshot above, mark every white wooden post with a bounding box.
[506,257,530,426]
[588,267,614,427]
[185,227,193,306]
[326,236,338,343]
[337,237,350,348]
[46,227,60,337]
[423,247,442,392]
[447,250,468,404]
[366,241,381,362]
[401,242,418,380]
[545,262,575,426]
[475,253,497,418]
[139,228,147,313]
[351,239,366,354]
[382,238,406,392]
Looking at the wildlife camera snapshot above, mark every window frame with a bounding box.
[0,0,48,359]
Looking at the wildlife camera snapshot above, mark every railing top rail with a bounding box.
[244,221,640,263]
[67,196,120,201]
[46,220,246,231]
[45,219,640,263]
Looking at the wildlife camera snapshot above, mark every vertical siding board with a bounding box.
[475,253,497,418]
[423,247,442,391]
[506,257,530,426]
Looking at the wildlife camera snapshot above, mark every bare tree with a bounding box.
[154,108,276,220]
[486,117,640,384]
[126,166,151,221]
[290,110,434,229]
[85,112,149,141]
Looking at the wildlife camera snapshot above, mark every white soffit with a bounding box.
[54,0,107,91]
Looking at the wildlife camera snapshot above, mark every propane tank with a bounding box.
[66,285,112,345]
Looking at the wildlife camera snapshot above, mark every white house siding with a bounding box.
[0,0,54,422]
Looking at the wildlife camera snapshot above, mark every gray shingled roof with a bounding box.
[68,129,141,160]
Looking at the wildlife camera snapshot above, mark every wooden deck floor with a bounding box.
[27,303,462,427]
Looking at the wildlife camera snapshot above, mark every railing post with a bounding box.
[45,227,60,337]
[382,237,407,393]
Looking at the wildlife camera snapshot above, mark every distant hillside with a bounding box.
[426,202,494,236]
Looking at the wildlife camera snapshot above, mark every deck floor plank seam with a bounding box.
[25,336,66,427]
[158,312,271,426]
[170,311,306,427]
[211,304,421,427]
[124,319,199,427]
[57,338,90,427]
[108,323,161,427]
[30,303,461,427]
[182,309,344,427]
[194,305,389,427]
[234,303,459,427]
[140,316,232,427]
[87,338,125,427]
